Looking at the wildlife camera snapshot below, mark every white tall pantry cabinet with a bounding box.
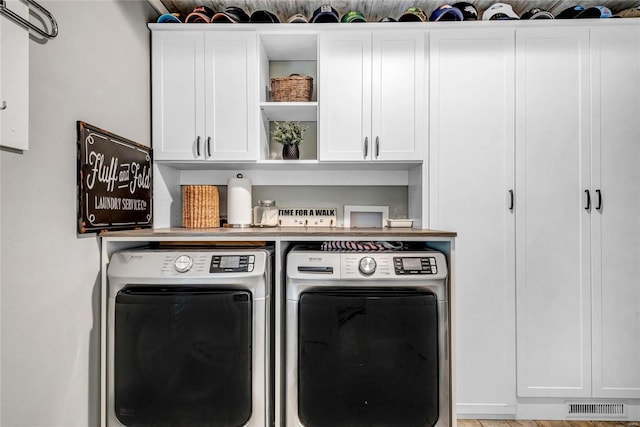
[590,25,640,399]
[516,25,640,401]
[429,28,516,416]
[515,27,592,398]
[429,21,640,416]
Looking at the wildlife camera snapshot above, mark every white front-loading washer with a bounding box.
[107,248,272,427]
[286,246,450,427]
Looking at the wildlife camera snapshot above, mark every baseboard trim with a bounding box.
[516,400,640,421]
[457,403,517,417]
[457,401,640,421]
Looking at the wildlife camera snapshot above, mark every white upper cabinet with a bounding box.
[204,32,257,161]
[152,31,201,160]
[429,27,516,416]
[0,0,29,151]
[590,25,640,399]
[318,31,371,161]
[319,30,424,162]
[371,31,425,161]
[515,26,592,398]
[152,30,258,161]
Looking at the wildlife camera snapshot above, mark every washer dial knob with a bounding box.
[359,256,377,275]
[174,255,193,273]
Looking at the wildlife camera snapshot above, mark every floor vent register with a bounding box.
[567,402,626,417]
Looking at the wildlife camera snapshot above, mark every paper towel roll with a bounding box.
[227,173,252,227]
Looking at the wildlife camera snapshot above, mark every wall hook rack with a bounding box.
[0,0,58,39]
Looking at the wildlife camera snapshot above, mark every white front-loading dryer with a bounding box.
[107,248,272,427]
[285,246,450,427]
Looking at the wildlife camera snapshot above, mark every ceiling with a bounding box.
[149,0,640,22]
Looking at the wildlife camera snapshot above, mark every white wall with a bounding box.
[0,1,154,425]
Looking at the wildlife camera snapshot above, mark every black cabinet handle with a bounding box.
[585,189,591,211]
[509,189,514,211]
[196,136,201,157]
[375,136,380,159]
[207,136,212,157]
[364,137,369,159]
[596,189,602,210]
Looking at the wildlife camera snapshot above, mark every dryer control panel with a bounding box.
[393,256,438,275]
[287,249,448,281]
[210,255,255,273]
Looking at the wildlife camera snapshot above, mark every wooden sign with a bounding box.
[77,122,152,233]
[278,207,337,227]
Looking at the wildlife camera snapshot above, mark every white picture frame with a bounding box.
[343,205,389,228]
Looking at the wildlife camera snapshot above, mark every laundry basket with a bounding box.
[182,185,220,228]
[270,74,313,102]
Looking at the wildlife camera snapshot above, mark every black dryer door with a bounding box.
[298,289,439,427]
[114,286,252,427]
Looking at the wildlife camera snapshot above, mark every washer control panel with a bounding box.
[210,255,255,273]
[393,256,438,275]
[158,252,261,275]
[288,249,447,281]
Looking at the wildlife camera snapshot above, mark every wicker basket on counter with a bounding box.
[182,185,220,228]
[270,74,313,102]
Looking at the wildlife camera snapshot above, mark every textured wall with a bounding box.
[0,1,154,425]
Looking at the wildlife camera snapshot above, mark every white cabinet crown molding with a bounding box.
[153,0,640,23]
[149,18,640,32]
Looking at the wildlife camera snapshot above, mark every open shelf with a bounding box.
[260,102,318,122]
[178,166,415,186]
[258,32,319,162]
[260,32,318,61]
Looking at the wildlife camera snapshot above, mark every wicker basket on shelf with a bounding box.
[270,74,313,102]
[182,185,220,228]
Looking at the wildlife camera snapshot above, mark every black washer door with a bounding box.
[298,289,439,427]
[114,286,252,427]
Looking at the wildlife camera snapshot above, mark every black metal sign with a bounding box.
[77,121,152,233]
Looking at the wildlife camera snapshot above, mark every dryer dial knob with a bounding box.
[359,256,377,275]
[174,255,193,273]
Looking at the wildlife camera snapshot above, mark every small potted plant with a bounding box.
[272,121,307,160]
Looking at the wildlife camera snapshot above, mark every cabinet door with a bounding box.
[319,31,371,161]
[152,31,204,160]
[204,32,257,161]
[515,27,591,398]
[0,0,29,151]
[591,26,640,399]
[429,28,515,416]
[372,31,424,161]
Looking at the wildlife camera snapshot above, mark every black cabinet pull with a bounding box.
[585,189,591,210]
[375,136,380,159]
[596,189,602,210]
[207,136,211,157]
[196,136,201,157]
[363,137,369,159]
[509,189,514,211]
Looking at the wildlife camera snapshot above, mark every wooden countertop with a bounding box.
[100,226,456,240]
